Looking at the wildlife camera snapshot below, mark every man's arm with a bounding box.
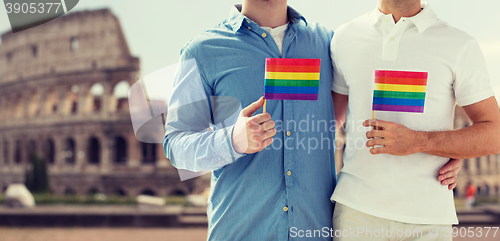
[332,91,348,132]
[364,96,500,158]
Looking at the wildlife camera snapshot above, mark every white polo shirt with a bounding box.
[331,2,493,225]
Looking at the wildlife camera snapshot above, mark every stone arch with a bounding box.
[14,140,21,164]
[113,188,127,197]
[44,139,55,164]
[476,157,481,174]
[13,94,23,119]
[65,85,79,115]
[140,189,156,196]
[45,88,58,115]
[87,136,100,164]
[28,140,37,160]
[169,189,186,197]
[63,138,76,164]
[114,136,127,164]
[3,97,12,120]
[112,80,130,112]
[64,187,76,196]
[87,187,100,196]
[28,90,40,117]
[89,82,104,113]
[2,140,8,164]
[70,37,79,52]
[141,141,157,164]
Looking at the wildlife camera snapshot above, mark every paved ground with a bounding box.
[0,228,208,241]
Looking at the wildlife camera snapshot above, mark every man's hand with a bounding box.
[363,119,427,155]
[438,159,463,190]
[232,97,276,154]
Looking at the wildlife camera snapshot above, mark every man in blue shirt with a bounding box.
[163,0,461,240]
[163,0,336,240]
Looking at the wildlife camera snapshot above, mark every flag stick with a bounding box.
[372,110,375,149]
[263,99,267,113]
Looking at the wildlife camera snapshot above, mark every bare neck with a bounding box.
[378,0,422,23]
[241,0,288,28]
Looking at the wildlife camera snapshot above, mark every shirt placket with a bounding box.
[247,19,296,240]
[381,17,409,61]
[281,26,296,240]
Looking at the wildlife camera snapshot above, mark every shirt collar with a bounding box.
[228,5,307,33]
[367,1,437,33]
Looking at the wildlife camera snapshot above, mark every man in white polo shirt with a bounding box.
[331,0,500,240]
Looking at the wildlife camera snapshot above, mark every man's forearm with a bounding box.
[164,126,240,172]
[419,121,500,159]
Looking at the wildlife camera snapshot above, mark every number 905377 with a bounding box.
[5,2,64,14]
[443,227,498,238]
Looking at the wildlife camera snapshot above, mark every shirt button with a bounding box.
[383,18,388,23]
[287,171,291,176]
[262,32,267,38]
[389,37,395,41]
[283,206,289,212]
[248,26,251,30]
[286,131,291,136]
[246,19,250,23]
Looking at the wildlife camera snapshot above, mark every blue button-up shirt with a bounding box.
[163,5,336,241]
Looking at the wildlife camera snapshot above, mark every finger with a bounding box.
[448,183,457,190]
[260,137,274,150]
[438,168,460,181]
[241,97,265,117]
[366,138,386,148]
[261,128,277,140]
[438,159,463,175]
[366,130,386,139]
[363,119,389,129]
[262,120,275,131]
[369,146,388,155]
[249,113,272,126]
[441,176,456,186]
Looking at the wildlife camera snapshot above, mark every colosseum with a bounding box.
[0,9,208,197]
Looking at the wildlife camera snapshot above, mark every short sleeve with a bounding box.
[453,39,494,107]
[330,35,349,95]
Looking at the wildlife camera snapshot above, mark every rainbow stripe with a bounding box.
[264,58,321,100]
[372,70,428,113]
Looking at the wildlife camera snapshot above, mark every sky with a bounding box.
[1,0,500,99]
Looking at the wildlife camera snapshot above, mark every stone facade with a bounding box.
[0,9,208,197]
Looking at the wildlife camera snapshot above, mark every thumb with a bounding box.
[241,97,265,117]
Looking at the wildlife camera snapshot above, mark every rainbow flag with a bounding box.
[264,58,321,100]
[372,70,428,113]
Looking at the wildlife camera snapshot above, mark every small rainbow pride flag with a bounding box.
[372,70,428,113]
[264,58,321,101]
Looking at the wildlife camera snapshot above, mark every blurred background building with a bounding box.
[0,9,209,198]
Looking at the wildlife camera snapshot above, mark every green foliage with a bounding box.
[24,154,50,194]
[0,194,3,204]
[475,196,500,204]
[165,196,186,205]
[32,193,137,205]
[24,193,187,205]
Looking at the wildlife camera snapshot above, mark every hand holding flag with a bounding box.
[366,70,429,153]
[232,97,276,154]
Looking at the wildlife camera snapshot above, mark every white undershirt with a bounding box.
[261,23,288,56]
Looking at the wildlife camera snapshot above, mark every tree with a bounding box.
[24,154,50,194]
